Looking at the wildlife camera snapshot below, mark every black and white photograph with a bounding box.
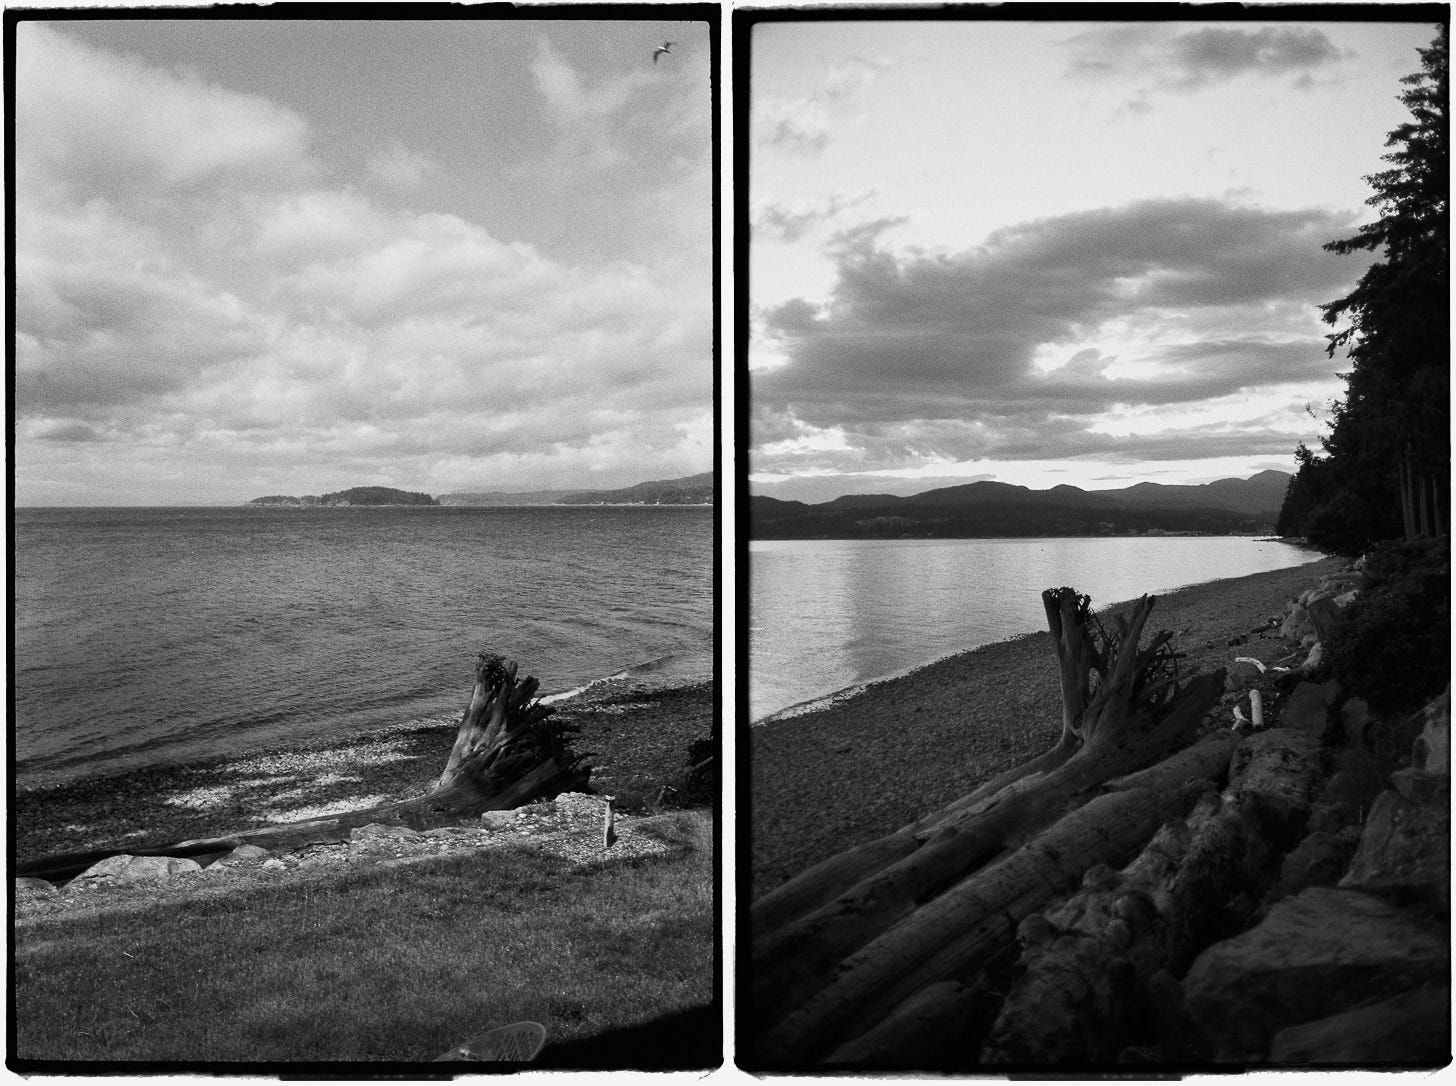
[10,8,719,1071]
[7,0,1453,1078]
[742,9,1449,1072]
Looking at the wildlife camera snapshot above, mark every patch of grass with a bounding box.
[12,811,715,1067]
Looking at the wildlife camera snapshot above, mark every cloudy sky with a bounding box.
[748,16,1438,503]
[15,16,712,506]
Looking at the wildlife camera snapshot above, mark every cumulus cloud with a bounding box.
[754,189,880,243]
[366,142,439,191]
[1065,24,1348,103]
[15,25,711,503]
[755,97,831,154]
[754,51,889,154]
[751,197,1356,475]
[35,421,105,443]
[530,37,643,124]
[16,23,314,200]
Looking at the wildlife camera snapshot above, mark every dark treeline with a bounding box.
[751,475,1286,540]
[1278,26,1448,555]
[751,492,1270,540]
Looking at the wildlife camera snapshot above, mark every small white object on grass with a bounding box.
[603,796,617,851]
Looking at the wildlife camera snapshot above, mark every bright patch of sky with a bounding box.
[749,17,1437,501]
[14,16,712,505]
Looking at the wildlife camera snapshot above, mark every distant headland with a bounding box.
[440,472,714,507]
[247,472,714,508]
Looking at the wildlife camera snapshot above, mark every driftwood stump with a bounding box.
[18,654,589,884]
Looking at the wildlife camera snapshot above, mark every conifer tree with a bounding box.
[1281,26,1449,552]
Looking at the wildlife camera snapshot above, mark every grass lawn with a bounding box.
[12,810,716,1068]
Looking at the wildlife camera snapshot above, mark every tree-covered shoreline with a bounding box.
[1278,26,1448,555]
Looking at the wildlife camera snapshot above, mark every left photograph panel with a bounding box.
[10,8,719,1072]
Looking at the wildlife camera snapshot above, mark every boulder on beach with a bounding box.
[69,854,203,891]
[1267,985,1450,1065]
[1278,679,1340,738]
[15,877,59,901]
[1340,785,1450,907]
[1182,886,1448,1061]
[1412,685,1451,774]
[1268,828,1360,903]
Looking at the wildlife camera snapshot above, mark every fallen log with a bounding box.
[17,654,589,884]
[821,979,995,1069]
[755,778,1225,1066]
[749,696,1226,1031]
[981,722,1324,1065]
[747,589,1229,1066]
[752,592,1209,943]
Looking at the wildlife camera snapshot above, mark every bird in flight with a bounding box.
[652,41,674,64]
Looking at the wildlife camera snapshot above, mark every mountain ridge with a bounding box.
[751,471,1290,539]
[439,471,714,507]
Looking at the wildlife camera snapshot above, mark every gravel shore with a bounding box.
[749,556,1346,898]
[14,680,715,863]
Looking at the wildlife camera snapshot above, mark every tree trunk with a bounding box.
[17,654,589,884]
[746,589,1228,1067]
[1417,466,1432,538]
[1400,453,1419,541]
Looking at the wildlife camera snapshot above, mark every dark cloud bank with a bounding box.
[753,197,1357,467]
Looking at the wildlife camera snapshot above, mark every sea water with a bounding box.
[13,505,714,788]
[750,535,1321,723]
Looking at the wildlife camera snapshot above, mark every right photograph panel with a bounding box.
[740,10,1450,1074]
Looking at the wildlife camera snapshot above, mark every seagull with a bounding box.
[652,41,674,64]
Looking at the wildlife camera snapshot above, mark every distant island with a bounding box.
[249,487,438,508]
[751,470,1291,540]
[247,472,714,509]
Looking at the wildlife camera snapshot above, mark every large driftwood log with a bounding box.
[819,979,997,1069]
[18,654,589,884]
[747,589,1229,1067]
[751,592,1203,941]
[979,721,1327,1065]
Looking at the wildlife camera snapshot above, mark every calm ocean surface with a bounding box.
[750,536,1320,723]
[14,506,713,788]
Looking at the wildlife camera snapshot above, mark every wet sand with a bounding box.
[749,556,1346,898]
[14,680,715,863]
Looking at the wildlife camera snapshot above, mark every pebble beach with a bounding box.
[749,556,1345,897]
[14,679,715,864]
